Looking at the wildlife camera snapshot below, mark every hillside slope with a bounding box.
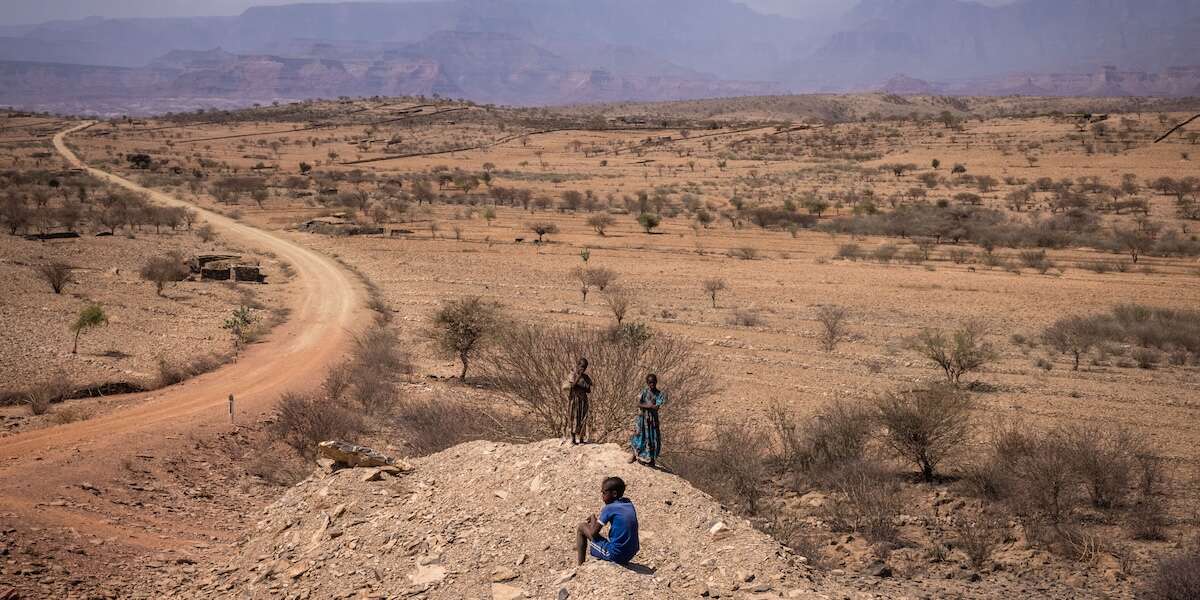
[172,440,846,599]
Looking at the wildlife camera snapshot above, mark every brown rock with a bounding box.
[491,583,527,600]
[317,441,396,468]
[491,567,519,582]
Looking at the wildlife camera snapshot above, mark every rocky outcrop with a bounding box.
[315,441,397,469]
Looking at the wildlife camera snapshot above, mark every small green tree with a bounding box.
[431,296,501,379]
[223,305,255,357]
[70,304,108,354]
[638,212,661,234]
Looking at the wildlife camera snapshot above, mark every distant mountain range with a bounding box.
[0,0,1197,115]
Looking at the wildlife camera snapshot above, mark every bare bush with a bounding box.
[140,252,189,296]
[872,243,898,263]
[347,328,411,413]
[50,404,92,425]
[271,391,364,459]
[908,322,997,386]
[1019,249,1055,273]
[36,262,72,294]
[429,296,501,379]
[835,243,861,261]
[1146,544,1200,600]
[825,460,902,543]
[974,422,1160,528]
[587,213,615,236]
[573,266,618,303]
[770,400,872,486]
[952,514,1006,568]
[24,370,72,416]
[390,395,524,456]
[702,278,727,308]
[1041,315,1105,370]
[728,309,764,327]
[667,422,767,514]
[986,425,1081,523]
[478,322,716,442]
[196,222,216,242]
[571,267,592,303]
[875,384,971,482]
[601,285,634,325]
[815,305,850,352]
[1133,347,1161,369]
[1127,498,1169,541]
[1062,425,1146,509]
[584,266,617,291]
[728,246,758,260]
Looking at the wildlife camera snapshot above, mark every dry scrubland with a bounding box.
[6,94,1200,597]
[0,115,291,433]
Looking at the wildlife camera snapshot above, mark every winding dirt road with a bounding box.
[0,124,366,552]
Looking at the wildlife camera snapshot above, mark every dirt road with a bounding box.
[0,124,366,551]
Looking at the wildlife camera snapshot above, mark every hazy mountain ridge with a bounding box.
[783,0,1200,89]
[0,0,1195,114]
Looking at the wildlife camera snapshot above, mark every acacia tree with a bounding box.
[527,221,559,243]
[601,286,634,325]
[37,262,72,294]
[572,267,593,303]
[1042,315,1102,370]
[875,385,972,482]
[140,253,189,297]
[908,322,997,386]
[70,304,108,354]
[702,278,727,308]
[430,296,501,379]
[816,305,850,352]
[587,214,615,236]
[1113,226,1156,263]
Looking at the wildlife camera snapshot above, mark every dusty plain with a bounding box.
[2,94,1199,598]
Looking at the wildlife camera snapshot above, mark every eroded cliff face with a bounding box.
[0,40,781,116]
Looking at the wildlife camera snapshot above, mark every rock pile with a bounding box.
[174,440,854,599]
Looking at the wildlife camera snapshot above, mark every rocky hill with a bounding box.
[170,440,852,599]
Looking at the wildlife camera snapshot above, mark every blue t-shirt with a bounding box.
[599,498,639,564]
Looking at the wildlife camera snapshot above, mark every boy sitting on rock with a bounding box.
[575,476,639,566]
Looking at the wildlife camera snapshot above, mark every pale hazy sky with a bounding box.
[0,0,879,26]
